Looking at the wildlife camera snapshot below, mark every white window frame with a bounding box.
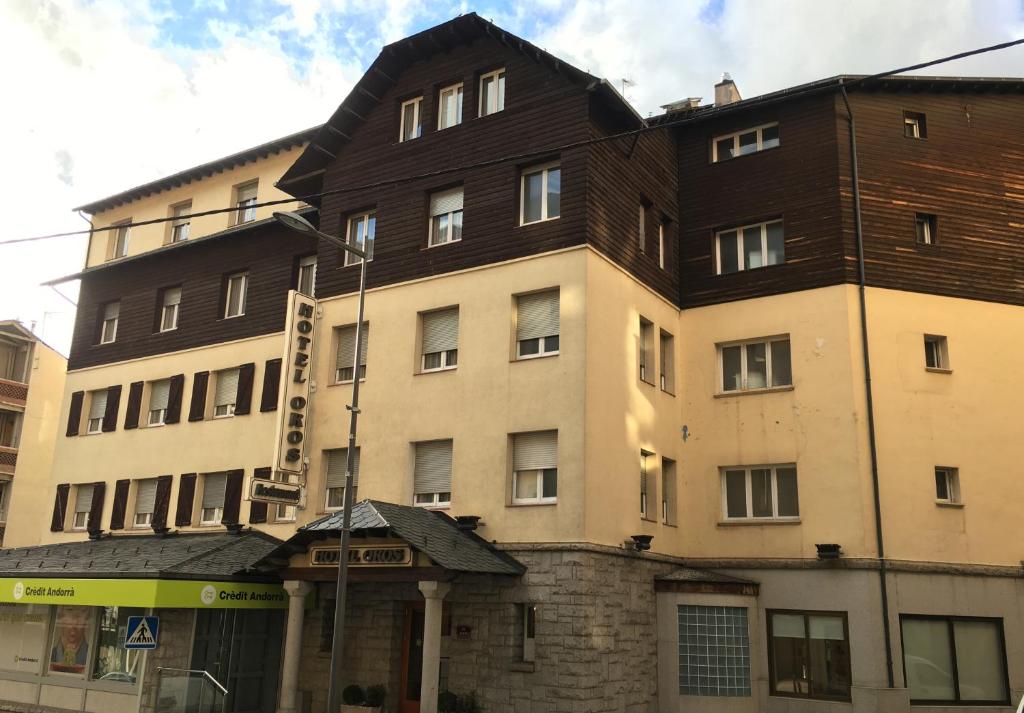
[659,330,674,393]
[639,317,654,384]
[170,202,191,242]
[478,68,506,117]
[519,162,560,225]
[414,491,452,509]
[399,97,423,142]
[658,223,665,269]
[133,511,153,528]
[717,336,791,393]
[213,368,239,419]
[512,468,558,505]
[638,204,646,254]
[428,190,463,247]
[148,408,166,427]
[297,254,317,295]
[421,349,458,373]
[924,334,949,371]
[714,219,784,274]
[200,506,223,526]
[934,466,961,504]
[234,182,258,224]
[711,122,780,162]
[915,213,936,245]
[903,111,926,139]
[224,273,248,319]
[345,211,375,266]
[640,450,652,519]
[437,83,463,130]
[72,510,89,530]
[721,465,799,521]
[111,222,130,258]
[160,287,181,332]
[99,303,119,345]
[516,335,559,360]
[86,391,106,435]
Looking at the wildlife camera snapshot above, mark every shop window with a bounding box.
[0,603,49,674]
[49,605,97,676]
[93,606,145,683]
[678,605,751,696]
[901,615,1008,704]
[768,610,851,701]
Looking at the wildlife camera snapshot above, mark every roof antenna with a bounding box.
[621,77,636,97]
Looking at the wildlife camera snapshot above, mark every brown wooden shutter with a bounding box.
[175,473,196,526]
[66,391,84,437]
[50,484,70,531]
[87,481,106,534]
[221,469,245,524]
[260,359,282,412]
[248,467,272,524]
[188,371,210,422]
[165,374,185,424]
[124,382,144,430]
[101,385,122,432]
[152,475,173,531]
[110,479,130,530]
[234,363,256,416]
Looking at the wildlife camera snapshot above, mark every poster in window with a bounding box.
[0,603,49,673]
[49,605,95,675]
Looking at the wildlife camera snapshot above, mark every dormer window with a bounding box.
[479,69,505,117]
[400,97,423,142]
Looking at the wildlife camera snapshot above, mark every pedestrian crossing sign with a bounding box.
[124,616,159,650]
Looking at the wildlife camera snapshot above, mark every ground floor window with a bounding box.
[901,615,1009,704]
[678,605,751,696]
[768,610,851,701]
[93,606,145,683]
[49,605,96,675]
[0,603,49,674]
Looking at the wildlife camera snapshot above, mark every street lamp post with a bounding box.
[273,211,367,713]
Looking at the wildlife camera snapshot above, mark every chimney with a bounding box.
[715,72,741,106]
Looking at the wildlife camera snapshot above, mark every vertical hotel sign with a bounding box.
[274,290,316,474]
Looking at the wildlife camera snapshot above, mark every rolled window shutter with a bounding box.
[124,382,144,430]
[76,484,94,513]
[66,391,84,436]
[189,371,210,421]
[110,479,130,530]
[89,391,107,421]
[50,484,70,531]
[88,481,106,533]
[101,385,121,432]
[136,479,158,514]
[513,431,558,471]
[422,309,459,353]
[215,369,240,407]
[202,473,228,510]
[175,473,197,526]
[430,187,464,216]
[516,291,560,341]
[152,475,173,530]
[336,325,369,369]
[326,448,359,489]
[150,380,171,412]
[249,467,272,524]
[414,440,453,495]
[234,363,255,415]
[165,374,185,424]
[221,470,244,524]
[260,360,282,412]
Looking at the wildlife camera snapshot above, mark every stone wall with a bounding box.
[138,609,195,713]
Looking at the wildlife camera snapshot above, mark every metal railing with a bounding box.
[154,667,227,713]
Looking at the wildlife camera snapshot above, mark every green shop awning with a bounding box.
[0,577,286,608]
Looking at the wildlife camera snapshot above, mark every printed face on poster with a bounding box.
[49,605,95,675]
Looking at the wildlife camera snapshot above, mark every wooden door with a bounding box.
[399,602,425,713]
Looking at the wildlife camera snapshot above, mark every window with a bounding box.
[429,187,463,246]
[678,605,751,696]
[223,272,247,318]
[110,222,130,259]
[901,616,1008,704]
[516,290,559,359]
[413,440,453,508]
[335,324,368,383]
[274,472,298,523]
[934,466,960,504]
[0,481,7,524]
[520,163,560,224]
[133,478,157,527]
[661,457,677,525]
[0,410,22,449]
[658,222,666,269]
[638,204,646,254]
[87,390,107,434]
[200,473,227,524]
[170,202,191,242]
[479,68,505,117]
[639,317,654,384]
[400,97,422,142]
[421,308,459,372]
[73,484,94,530]
[234,181,258,224]
[769,610,851,700]
[712,123,779,162]
[213,368,239,418]
[148,379,171,426]
[659,330,674,393]
[159,287,181,332]
[297,255,317,295]
[512,431,557,504]
[924,335,949,371]
[722,465,799,520]
[719,337,792,392]
[325,447,359,509]
[517,603,537,663]
[903,111,927,139]
[715,220,784,274]
[345,211,375,266]
[438,83,463,129]
[640,450,654,519]
[0,603,48,674]
[99,301,119,344]
[49,605,97,675]
[92,606,145,683]
[915,213,937,245]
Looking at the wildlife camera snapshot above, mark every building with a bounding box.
[0,13,1022,713]
[0,321,66,548]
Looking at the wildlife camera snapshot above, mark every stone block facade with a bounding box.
[138,609,197,713]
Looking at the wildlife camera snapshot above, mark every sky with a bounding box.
[1,0,1022,355]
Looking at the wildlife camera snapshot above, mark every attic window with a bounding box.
[903,111,927,139]
[479,69,505,117]
[400,97,423,142]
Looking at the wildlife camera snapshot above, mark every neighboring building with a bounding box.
[0,13,1022,713]
[0,321,66,548]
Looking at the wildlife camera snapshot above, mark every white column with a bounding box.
[417,580,451,713]
[278,580,313,713]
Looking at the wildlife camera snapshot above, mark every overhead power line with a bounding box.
[2,35,1021,248]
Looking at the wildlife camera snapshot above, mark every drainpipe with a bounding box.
[838,78,895,689]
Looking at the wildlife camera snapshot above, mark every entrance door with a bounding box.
[399,603,425,713]
[191,609,285,713]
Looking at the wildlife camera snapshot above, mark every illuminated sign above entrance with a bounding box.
[274,290,317,475]
[310,545,413,568]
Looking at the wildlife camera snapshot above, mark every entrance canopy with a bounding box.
[0,531,287,608]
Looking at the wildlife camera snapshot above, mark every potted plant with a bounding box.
[339,684,386,713]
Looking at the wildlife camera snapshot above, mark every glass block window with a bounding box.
[678,605,751,697]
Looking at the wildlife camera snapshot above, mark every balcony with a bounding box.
[0,378,28,407]
[0,446,14,476]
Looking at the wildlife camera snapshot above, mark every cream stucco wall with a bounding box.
[84,146,307,268]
